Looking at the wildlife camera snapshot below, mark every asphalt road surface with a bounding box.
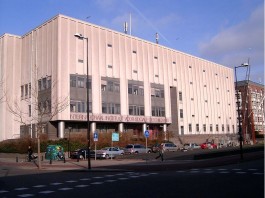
[0,158,263,198]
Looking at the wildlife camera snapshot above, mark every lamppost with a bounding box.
[235,63,249,160]
[74,33,91,169]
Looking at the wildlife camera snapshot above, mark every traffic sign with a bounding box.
[112,132,119,142]
[144,130,149,138]
[93,131,98,142]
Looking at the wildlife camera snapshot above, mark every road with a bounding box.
[0,158,263,198]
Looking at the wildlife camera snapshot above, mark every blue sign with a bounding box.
[94,131,98,142]
[144,130,149,138]
[112,132,119,142]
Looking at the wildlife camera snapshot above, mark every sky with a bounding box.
[0,0,264,84]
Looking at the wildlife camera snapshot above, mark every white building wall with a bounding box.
[0,14,237,140]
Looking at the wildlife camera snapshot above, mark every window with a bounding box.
[42,78,47,89]
[70,76,76,87]
[180,109,183,118]
[102,103,120,114]
[129,105,144,116]
[78,59,84,63]
[179,92,182,101]
[133,50,137,54]
[21,86,24,97]
[227,124,230,132]
[222,124,225,132]
[173,61,176,64]
[181,126,184,135]
[203,124,206,132]
[216,124,219,132]
[28,105,31,117]
[152,107,165,117]
[154,56,158,59]
[107,81,113,92]
[38,80,42,91]
[210,124,213,132]
[107,44,112,47]
[70,101,76,112]
[29,83,31,98]
[189,124,192,133]
[24,84,28,97]
[108,65,113,68]
[77,77,85,88]
[196,124,199,132]
[47,76,51,89]
[128,84,132,94]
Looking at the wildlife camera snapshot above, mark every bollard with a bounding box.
[77,157,79,162]
[41,155,44,161]
[63,157,66,163]
[16,156,18,163]
[50,159,52,164]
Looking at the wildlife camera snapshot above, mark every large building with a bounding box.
[236,80,264,143]
[0,14,237,142]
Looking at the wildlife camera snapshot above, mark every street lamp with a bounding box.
[235,62,249,160]
[74,33,91,169]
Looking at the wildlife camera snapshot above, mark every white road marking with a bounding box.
[91,182,104,185]
[236,172,246,174]
[0,190,9,193]
[50,182,63,185]
[58,187,73,190]
[33,185,46,188]
[66,180,78,183]
[80,178,91,181]
[15,188,29,191]
[39,190,54,194]
[75,185,89,187]
[105,180,116,182]
[17,194,34,197]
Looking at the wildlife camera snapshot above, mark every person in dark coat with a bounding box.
[27,146,33,162]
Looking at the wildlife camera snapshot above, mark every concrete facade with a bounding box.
[0,14,237,141]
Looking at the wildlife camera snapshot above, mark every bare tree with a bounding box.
[7,65,69,169]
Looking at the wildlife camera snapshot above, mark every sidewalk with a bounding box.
[0,147,264,176]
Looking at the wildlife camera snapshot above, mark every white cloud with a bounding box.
[199,4,264,83]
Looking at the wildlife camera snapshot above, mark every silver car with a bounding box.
[124,144,151,154]
[95,147,124,159]
[161,143,178,152]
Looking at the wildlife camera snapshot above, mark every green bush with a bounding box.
[0,131,166,153]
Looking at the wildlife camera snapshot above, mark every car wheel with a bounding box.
[79,155,84,159]
[135,151,139,154]
[148,150,151,153]
[105,154,110,159]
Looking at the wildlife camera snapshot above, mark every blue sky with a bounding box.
[0,0,264,83]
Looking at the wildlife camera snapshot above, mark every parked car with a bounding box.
[183,143,201,150]
[70,148,88,159]
[124,144,151,154]
[201,142,218,149]
[161,143,179,152]
[94,147,124,159]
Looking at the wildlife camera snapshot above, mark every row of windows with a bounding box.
[151,88,164,98]
[101,81,120,92]
[151,106,165,117]
[38,100,51,115]
[70,76,91,89]
[129,105,144,116]
[180,124,235,134]
[188,124,234,133]
[102,103,120,114]
[128,84,144,96]
[70,100,92,113]
[38,76,52,91]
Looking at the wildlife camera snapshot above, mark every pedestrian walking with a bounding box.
[27,146,33,162]
[155,144,164,161]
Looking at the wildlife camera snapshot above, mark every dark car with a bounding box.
[70,148,88,159]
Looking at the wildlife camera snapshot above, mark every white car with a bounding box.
[183,143,201,150]
[96,147,124,159]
